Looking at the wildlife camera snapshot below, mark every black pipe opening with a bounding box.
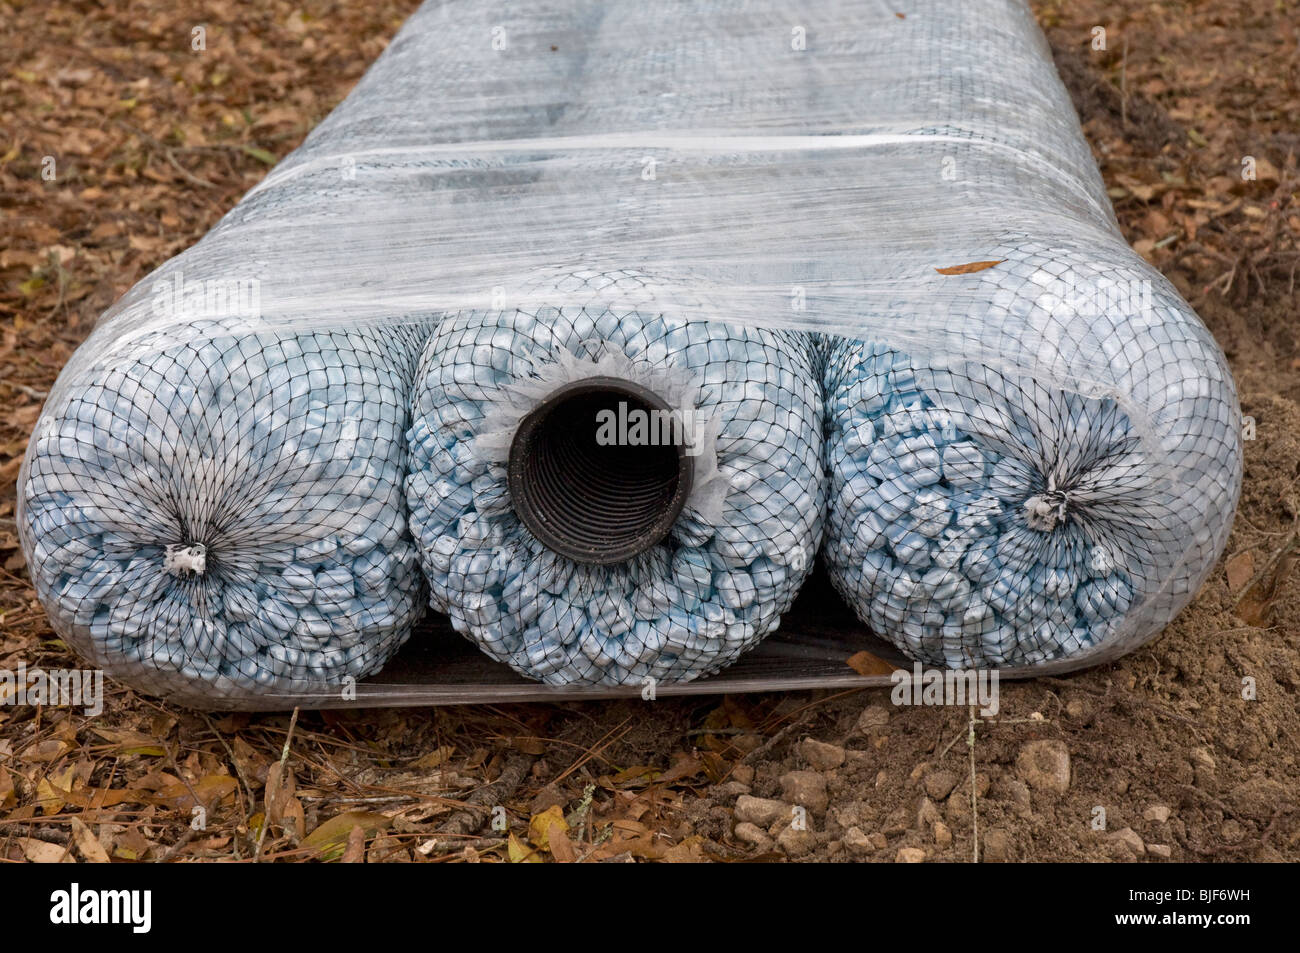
[507,376,694,565]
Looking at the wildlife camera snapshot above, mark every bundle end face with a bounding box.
[17,321,431,706]
[406,269,826,686]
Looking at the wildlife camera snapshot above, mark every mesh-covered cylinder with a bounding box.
[821,242,1241,668]
[406,270,825,684]
[19,318,430,706]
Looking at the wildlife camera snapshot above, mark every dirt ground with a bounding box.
[0,0,1297,862]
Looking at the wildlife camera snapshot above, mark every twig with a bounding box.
[739,711,813,766]
[1119,34,1129,128]
[253,707,299,863]
[156,827,198,863]
[435,748,536,839]
[968,705,979,864]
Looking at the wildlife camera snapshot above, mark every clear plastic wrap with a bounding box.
[17,0,1241,708]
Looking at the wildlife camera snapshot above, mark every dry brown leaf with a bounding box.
[340,824,367,863]
[151,774,238,813]
[660,835,707,863]
[846,650,896,676]
[1235,536,1298,627]
[70,816,111,863]
[528,804,569,853]
[507,832,541,863]
[90,727,166,757]
[934,259,1005,275]
[301,811,392,861]
[412,745,455,769]
[548,825,577,863]
[36,765,75,815]
[20,837,72,864]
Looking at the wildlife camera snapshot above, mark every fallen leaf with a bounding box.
[150,774,238,812]
[239,145,278,165]
[1236,536,1298,627]
[20,837,71,864]
[507,832,541,863]
[36,766,76,815]
[91,727,166,757]
[301,811,392,861]
[934,259,1005,275]
[846,650,896,676]
[528,804,569,853]
[412,745,455,769]
[661,835,707,863]
[340,825,366,864]
[548,825,577,863]
[70,816,111,863]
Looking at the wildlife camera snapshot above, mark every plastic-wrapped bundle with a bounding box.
[407,270,825,684]
[18,0,1244,707]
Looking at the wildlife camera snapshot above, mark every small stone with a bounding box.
[779,770,829,814]
[799,737,846,771]
[1015,739,1071,794]
[844,749,873,768]
[917,796,942,828]
[1147,843,1172,859]
[1143,805,1171,824]
[999,778,1033,817]
[1112,827,1145,857]
[734,822,775,852]
[1065,696,1091,721]
[731,764,755,786]
[1191,747,1217,787]
[869,832,888,850]
[843,826,874,857]
[716,781,752,798]
[735,795,789,827]
[946,787,971,822]
[777,825,816,857]
[923,769,959,801]
[933,821,952,847]
[1221,819,1245,843]
[908,761,929,782]
[895,847,926,863]
[856,704,890,731]
[983,828,1012,862]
